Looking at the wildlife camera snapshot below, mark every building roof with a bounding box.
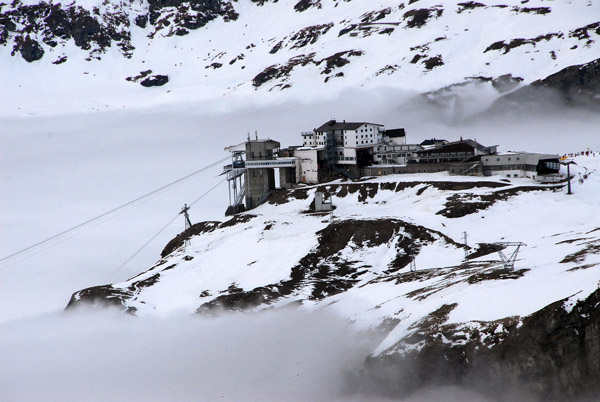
[416,139,496,155]
[386,128,406,138]
[420,138,447,146]
[315,120,383,132]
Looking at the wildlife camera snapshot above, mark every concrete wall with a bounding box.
[245,168,275,209]
[362,162,482,177]
[279,167,296,189]
[295,148,319,184]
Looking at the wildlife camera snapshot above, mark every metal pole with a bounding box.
[567,163,572,195]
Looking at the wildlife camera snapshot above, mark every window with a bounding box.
[497,158,500,161]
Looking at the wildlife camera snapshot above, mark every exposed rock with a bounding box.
[161,221,221,257]
[52,55,67,64]
[196,218,455,312]
[457,2,486,13]
[486,58,600,113]
[134,14,148,29]
[360,288,600,401]
[491,73,523,93]
[2,1,133,61]
[359,7,392,23]
[140,74,169,87]
[570,21,600,46]
[125,69,153,82]
[403,7,443,28]
[294,0,322,12]
[423,55,443,70]
[65,284,133,310]
[436,186,548,218]
[484,32,562,54]
[270,23,333,54]
[317,49,364,75]
[17,36,44,62]
[512,6,551,15]
[252,53,316,88]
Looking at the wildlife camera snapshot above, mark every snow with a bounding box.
[1,0,600,396]
[1,0,599,116]
[62,153,599,357]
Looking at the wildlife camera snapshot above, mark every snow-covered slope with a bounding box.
[69,154,600,348]
[1,0,599,115]
[64,154,600,398]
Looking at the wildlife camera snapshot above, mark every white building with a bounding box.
[482,152,561,181]
[302,120,385,165]
[374,128,425,165]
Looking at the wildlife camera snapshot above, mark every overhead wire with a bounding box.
[107,178,226,279]
[0,156,229,267]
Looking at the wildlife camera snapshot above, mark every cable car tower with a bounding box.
[493,242,526,270]
[222,147,247,215]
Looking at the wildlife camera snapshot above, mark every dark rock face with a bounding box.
[140,74,169,87]
[487,58,600,113]
[18,36,44,62]
[252,49,363,89]
[403,7,443,28]
[3,1,133,61]
[360,288,600,401]
[531,57,600,99]
[294,0,322,13]
[197,217,460,313]
[1,0,238,61]
[65,284,133,310]
[147,0,238,37]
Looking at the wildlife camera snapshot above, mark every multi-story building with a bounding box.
[302,120,386,167]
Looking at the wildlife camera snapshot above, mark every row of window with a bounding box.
[488,165,536,171]
[246,161,295,167]
[484,156,521,162]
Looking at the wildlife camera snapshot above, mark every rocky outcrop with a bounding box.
[3,0,133,61]
[146,0,238,38]
[252,49,364,89]
[360,288,600,401]
[140,74,169,87]
[486,58,600,114]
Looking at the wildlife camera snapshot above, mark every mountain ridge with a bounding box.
[2,0,599,115]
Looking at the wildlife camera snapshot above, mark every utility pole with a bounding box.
[180,204,192,231]
[561,160,577,195]
[410,259,417,272]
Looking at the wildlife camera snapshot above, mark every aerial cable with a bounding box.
[0,156,229,266]
[108,178,226,279]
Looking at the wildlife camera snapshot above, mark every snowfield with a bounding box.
[70,154,600,358]
[1,0,599,116]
